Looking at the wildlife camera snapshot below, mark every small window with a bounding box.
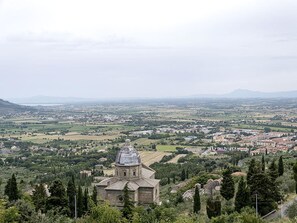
[118,195,123,202]
[133,171,136,176]
[124,172,126,176]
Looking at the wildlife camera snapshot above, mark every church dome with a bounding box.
[115,139,141,166]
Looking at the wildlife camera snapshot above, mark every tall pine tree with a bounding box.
[67,176,76,218]
[293,162,297,194]
[77,185,83,217]
[206,197,221,219]
[249,172,277,216]
[4,173,19,201]
[32,183,47,212]
[261,155,265,172]
[83,188,89,215]
[46,179,69,215]
[122,183,133,219]
[247,159,258,186]
[193,185,201,214]
[278,156,284,176]
[220,168,235,201]
[268,160,278,182]
[235,177,251,212]
[181,169,186,181]
[92,185,97,205]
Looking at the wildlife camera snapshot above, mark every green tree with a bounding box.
[193,185,201,214]
[261,155,265,172]
[210,207,264,223]
[46,179,68,215]
[249,172,277,216]
[83,188,89,215]
[278,156,284,176]
[14,199,35,222]
[293,162,297,194]
[247,159,260,186]
[206,197,221,219]
[0,199,20,223]
[264,127,271,133]
[181,169,186,181]
[267,160,281,202]
[32,183,47,212]
[235,177,251,212]
[286,200,297,219]
[66,176,76,218]
[122,183,133,219]
[268,160,278,182]
[220,168,235,201]
[92,185,97,206]
[85,203,122,223]
[77,185,83,217]
[4,174,19,202]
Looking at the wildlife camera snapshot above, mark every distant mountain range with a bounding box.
[0,99,33,114]
[6,89,297,105]
[9,96,98,105]
[192,89,297,99]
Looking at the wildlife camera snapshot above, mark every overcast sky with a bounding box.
[1,0,297,99]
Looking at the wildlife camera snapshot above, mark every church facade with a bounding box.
[96,140,160,207]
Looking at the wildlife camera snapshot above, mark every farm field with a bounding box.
[139,151,170,166]
[156,145,179,152]
[167,154,187,163]
[13,132,123,142]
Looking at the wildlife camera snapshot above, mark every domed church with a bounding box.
[96,140,160,207]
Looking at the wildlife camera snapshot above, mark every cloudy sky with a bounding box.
[0,0,297,99]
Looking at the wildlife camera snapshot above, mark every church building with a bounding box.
[96,140,160,207]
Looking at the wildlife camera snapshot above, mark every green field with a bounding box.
[156,145,179,152]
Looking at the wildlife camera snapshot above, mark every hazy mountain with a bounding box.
[0,99,33,114]
[9,96,97,105]
[224,89,297,98]
[192,89,297,99]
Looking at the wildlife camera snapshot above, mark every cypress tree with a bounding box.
[247,159,256,186]
[32,183,47,212]
[268,160,278,182]
[186,169,189,179]
[92,185,97,205]
[122,183,133,219]
[247,158,261,186]
[167,177,171,184]
[193,185,201,214]
[220,168,235,201]
[77,186,83,217]
[4,174,19,201]
[83,188,89,215]
[206,197,221,219]
[249,172,277,216]
[261,155,265,172]
[235,177,251,212]
[278,156,284,176]
[293,162,297,194]
[67,176,76,218]
[46,179,69,215]
[181,169,186,181]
